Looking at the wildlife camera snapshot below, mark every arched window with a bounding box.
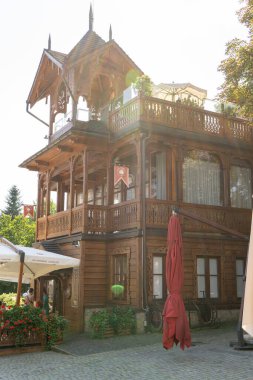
[183,150,221,206]
[230,159,252,209]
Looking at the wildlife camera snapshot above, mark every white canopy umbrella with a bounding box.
[0,237,80,305]
[242,210,253,337]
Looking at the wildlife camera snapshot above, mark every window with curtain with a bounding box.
[150,151,166,199]
[230,160,252,209]
[183,150,221,206]
[236,258,245,298]
[197,257,219,298]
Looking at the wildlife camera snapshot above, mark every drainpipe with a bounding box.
[140,131,151,310]
[26,102,49,127]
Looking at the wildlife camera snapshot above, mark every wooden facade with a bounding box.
[21,8,253,331]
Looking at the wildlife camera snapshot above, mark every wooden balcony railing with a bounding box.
[37,200,251,241]
[145,200,251,236]
[109,96,253,145]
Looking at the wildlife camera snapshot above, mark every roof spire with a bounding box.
[109,24,112,41]
[48,34,51,50]
[89,3,94,31]
[47,34,51,50]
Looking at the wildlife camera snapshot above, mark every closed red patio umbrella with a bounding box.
[162,212,191,350]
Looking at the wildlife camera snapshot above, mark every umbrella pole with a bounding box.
[16,251,25,307]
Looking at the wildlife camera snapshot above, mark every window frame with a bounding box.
[109,248,130,304]
[196,256,220,299]
[235,258,246,299]
[152,254,166,300]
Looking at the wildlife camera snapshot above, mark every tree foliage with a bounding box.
[0,214,36,247]
[133,75,153,96]
[2,185,22,219]
[218,0,253,119]
[0,214,36,294]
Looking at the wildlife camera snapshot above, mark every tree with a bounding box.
[2,185,22,219]
[0,214,36,294]
[0,214,36,247]
[218,0,253,119]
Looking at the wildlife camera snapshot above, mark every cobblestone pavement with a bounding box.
[1,324,253,380]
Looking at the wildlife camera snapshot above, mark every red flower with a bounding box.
[10,326,15,330]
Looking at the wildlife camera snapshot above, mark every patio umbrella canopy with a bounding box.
[0,238,80,283]
[242,210,253,337]
[162,212,191,350]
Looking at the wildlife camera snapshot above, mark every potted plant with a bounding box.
[133,75,153,96]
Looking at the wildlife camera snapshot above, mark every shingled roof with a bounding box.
[66,30,106,65]
[48,50,66,66]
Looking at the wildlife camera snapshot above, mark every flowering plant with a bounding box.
[0,306,68,349]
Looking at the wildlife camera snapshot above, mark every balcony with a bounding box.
[48,97,253,147]
[109,96,253,145]
[37,200,251,241]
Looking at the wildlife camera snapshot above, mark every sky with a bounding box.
[0,0,248,211]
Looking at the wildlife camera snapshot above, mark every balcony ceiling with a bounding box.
[19,131,108,172]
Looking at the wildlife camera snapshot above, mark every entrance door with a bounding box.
[40,277,62,314]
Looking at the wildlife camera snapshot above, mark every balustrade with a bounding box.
[109,97,253,144]
[36,201,251,240]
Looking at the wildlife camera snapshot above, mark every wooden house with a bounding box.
[20,6,253,331]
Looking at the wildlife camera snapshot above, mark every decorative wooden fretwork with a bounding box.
[57,82,67,114]
[71,268,80,307]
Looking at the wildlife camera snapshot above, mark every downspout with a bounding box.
[141,131,151,309]
[26,73,77,128]
[26,102,49,127]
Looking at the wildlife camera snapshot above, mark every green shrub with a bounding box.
[89,310,110,338]
[109,306,136,334]
[89,306,136,338]
[45,313,68,349]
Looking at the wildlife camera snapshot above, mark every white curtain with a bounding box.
[183,155,221,205]
[156,152,166,200]
[230,165,252,209]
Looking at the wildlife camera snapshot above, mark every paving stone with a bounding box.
[1,323,253,379]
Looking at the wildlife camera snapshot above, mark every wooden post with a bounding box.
[16,250,25,307]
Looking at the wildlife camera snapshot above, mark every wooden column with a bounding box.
[82,148,88,233]
[56,180,64,212]
[36,174,42,219]
[69,158,75,234]
[45,171,51,216]
[107,151,114,206]
[135,135,143,229]
[171,145,178,202]
[45,171,51,239]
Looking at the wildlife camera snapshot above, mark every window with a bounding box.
[230,160,252,209]
[197,257,219,298]
[183,150,221,206]
[236,259,245,298]
[153,255,166,299]
[150,152,166,199]
[112,255,127,300]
